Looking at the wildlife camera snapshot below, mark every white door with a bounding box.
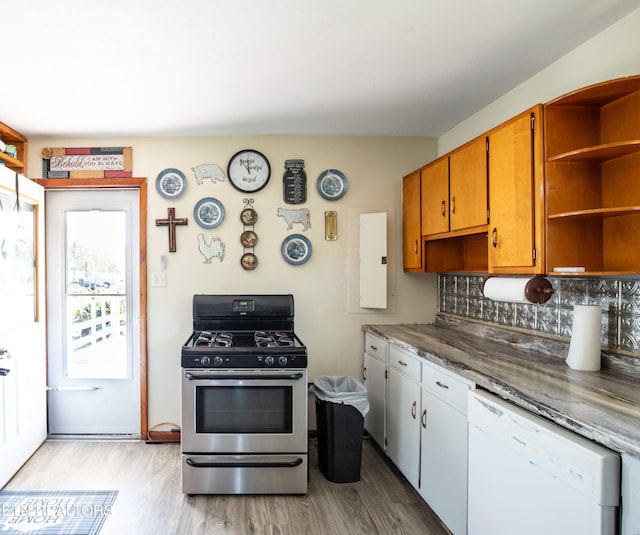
[0,167,47,487]
[363,352,386,450]
[420,389,469,535]
[386,367,421,488]
[46,189,140,435]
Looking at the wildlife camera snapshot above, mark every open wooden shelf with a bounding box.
[544,76,640,275]
[551,270,640,276]
[424,231,488,274]
[424,224,489,242]
[548,206,640,220]
[0,121,27,174]
[548,140,640,163]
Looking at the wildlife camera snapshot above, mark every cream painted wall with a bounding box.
[28,135,438,427]
[25,5,639,432]
[439,7,640,154]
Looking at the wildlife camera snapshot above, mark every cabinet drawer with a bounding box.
[365,332,388,362]
[422,361,473,413]
[389,345,421,382]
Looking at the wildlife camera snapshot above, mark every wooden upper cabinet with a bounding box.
[544,76,640,275]
[488,105,544,274]
[402,170,423,271]
[0,121,27,175]
[448,136,488,232]
[401,78,640,277]
[421,157,449,236]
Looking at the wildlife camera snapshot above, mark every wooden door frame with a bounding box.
[35,177,148,438]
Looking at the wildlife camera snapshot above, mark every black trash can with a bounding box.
[313,376,369,483]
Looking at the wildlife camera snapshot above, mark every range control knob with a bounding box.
[200,356,211,366]
[278,356,288,367]
[264,356,275,367]
[213,356,224,367]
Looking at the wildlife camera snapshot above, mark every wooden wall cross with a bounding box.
[156,207,188,252]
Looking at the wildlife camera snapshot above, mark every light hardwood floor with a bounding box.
[3,438,450,535]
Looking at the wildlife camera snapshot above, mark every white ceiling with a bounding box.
[3,0,639,138]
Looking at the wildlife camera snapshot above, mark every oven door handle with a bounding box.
[185,372,304,381]
[185,457,304,469]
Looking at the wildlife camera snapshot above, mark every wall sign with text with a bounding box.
[42,146,132,178]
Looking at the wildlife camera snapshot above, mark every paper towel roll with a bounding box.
[566,304,602,371]
[483,276,554,304]
[483,277,530,303]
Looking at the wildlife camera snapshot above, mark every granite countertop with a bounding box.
[363,316,640,459]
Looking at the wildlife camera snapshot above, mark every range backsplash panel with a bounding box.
[438,274,640,355]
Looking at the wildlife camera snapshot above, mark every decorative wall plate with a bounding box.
[240,207,258,225]
[193,197,225,229]
[241,230,258,247]
[241,252,258,270]
[281,234,312,265]
[156,168,187,199]
[227,149,271,193]
[317,169,348,201]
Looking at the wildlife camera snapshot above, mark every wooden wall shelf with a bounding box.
[424,224,489,242]
[548,206,640,219]
[0,121,27,174]
[548,140,640,163]
[544,76,640,275]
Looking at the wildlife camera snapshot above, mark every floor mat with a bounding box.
[0,490,117,535]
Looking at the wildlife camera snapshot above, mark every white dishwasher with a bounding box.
[468,390,620,535]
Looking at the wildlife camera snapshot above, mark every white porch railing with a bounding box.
[68,295,126,352]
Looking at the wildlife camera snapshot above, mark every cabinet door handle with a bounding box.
[422,409,427,428]
[411,401,417,419]
[451,196,456,214]
[369,345,378,351]
[440,200,446,217]
[363,367,367,381]
[435,380,449,390]
[398,360,408,367]
[492,227,498,248]
[413,240,418,254]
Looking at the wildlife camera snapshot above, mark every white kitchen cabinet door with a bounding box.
[359,212,387,309]
[363,351,386,450]
[0,167,47,487]
[387,367,421,488]
[420,388,469,535]
[621,453,640,535]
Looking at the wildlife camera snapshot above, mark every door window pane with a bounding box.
[0,191,35,330]
[65,211,128,379]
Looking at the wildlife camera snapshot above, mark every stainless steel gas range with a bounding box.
[181,294,308,495]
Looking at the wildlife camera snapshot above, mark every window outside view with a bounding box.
[0,191,35,331]
[65,210,128,379]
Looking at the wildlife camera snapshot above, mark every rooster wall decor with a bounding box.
[197,233,225,263]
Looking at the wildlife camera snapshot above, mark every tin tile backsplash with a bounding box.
[438,274,640,355]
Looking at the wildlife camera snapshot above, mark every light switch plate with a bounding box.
[152,272,167,287]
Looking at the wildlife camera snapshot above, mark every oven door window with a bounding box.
[196,385,293,434]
